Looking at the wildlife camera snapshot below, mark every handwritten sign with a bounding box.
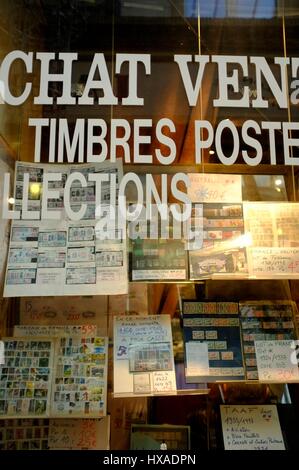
[20,296,108,335]
[255,340,299,382]
[14,325,98,337]
[115,315,170,360]
[48,417,110,449]
[185,342,209,378]
[248,247,299,278]
[187,174,242,203]
[152,371,174,393]
[113,315,176,397]
[221,405,285,450]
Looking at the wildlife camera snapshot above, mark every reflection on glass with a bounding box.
[242,174,288,200]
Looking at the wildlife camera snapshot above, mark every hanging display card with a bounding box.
[239,301,297,380]
[48,417,110,449]
[255,340,299,382]
[188,203,248,279]
[4,160,128,297]
[132,239,187,281]
[220,405,285,450]
[51,336,108,417]
[244,202,299,278]
[187,173,242,203]
[0,337,54,418]
[0,418,49,450]
[183,301,245,382]
[113,315,176,397]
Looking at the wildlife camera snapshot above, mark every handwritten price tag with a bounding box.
[152,371,175,393]
[249,247,299,277]
[187,174,242,203]
[255,340,299,382]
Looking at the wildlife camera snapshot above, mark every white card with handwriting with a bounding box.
[255,340,299,382]
[221,405,285,450]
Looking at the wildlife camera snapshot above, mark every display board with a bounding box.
[4,160,128,297]
[239,301,297,380]
[132,239,187,281]
[51,336,108,417]
[0,418,49,450]
[0,334,108,418]
[113,315,176,397]
[220,405,285,450]
[188,203,248,279]
[183,301,245,382]
[244,202,299,278]
[48,417,110,449]
[0,337,55,418]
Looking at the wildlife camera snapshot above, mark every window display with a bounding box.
[1,0,299,457]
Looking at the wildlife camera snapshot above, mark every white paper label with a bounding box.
[221,405,285,450]
[255,340,299,382]
[185,342,209,377]
[187,173,242,203]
